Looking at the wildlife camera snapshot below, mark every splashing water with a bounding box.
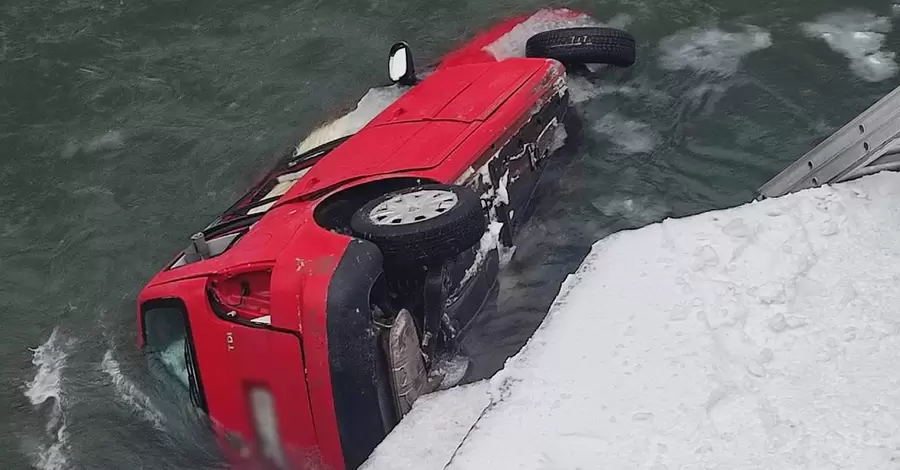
[101,349,167,431]
[24,327,71,470]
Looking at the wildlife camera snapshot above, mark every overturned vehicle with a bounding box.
[136,8,637,470]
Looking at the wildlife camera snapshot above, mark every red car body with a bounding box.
[136,7,603,470]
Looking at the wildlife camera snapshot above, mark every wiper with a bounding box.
[183,339,203,409]
[200,137,354,238]
[288,134,353,166]
[202,212,264,239]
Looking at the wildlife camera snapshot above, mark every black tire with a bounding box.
[350,184,487,267]
[525,27,636,67]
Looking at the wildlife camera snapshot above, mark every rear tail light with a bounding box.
[208,268,272,322]
[248,386,287,469]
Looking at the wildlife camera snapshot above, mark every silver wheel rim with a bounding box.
[368,189,459,226]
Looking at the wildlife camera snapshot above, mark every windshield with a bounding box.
[142,299,206,411]
[205,135,353,233]
[166,135,356,271]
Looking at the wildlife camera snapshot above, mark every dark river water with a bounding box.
[3,0,900,468]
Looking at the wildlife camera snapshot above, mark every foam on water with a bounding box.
[549,124,567,154]
[61,129,125,158]
[568,75,674,107]
[595,196,671,225]
[567,76,601,105]
[24,327,71,470]
[483,8,632,61]
[659,25,772,76]
[294,84,407,155]
[101,349,166,431]
[592,113,659,154]
[433,354,471,390]
[801,10,897,83]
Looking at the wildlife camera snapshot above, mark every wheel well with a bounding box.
[313,177,440,234]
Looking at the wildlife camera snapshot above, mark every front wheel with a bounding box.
[525,27,636,67]
[350,184,487,267]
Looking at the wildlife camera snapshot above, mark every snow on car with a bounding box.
[135,8,636,470]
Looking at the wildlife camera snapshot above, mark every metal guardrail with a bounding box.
[759,83,900,198]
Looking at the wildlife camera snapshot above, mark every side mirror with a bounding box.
[388,42,417,86]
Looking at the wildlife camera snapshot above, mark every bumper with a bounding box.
[320,239,396,469]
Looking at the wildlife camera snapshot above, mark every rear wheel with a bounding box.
[525,27,636,67]
[350,184,487,267]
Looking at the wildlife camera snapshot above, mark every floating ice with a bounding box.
[659,25,772,76]
[592,112,659,154]
[61,130,125,158]
[801,10,898,82]
[567,75,600,104]
[595,195,671,225]
[568,75,674,106]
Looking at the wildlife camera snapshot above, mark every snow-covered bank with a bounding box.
[360,381,490,470]
[363,170,900,469]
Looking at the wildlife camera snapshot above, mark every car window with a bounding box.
[144,305,190,386]
[142,300,205,410]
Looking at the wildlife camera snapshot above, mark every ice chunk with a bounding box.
[801,10,898,82]
[658,25,772,76]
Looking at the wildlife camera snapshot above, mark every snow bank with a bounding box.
[360,381,490,469]
[363,170,900,469]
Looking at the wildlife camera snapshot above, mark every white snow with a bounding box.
[801,10,898,83]
[363,170,900,469]
[658,25,772,76]
[460,220,505,287]
[360,381,490,470]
